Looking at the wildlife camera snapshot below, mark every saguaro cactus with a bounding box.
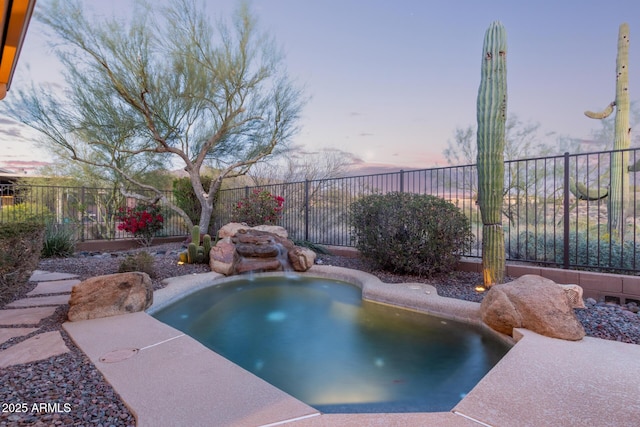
[584,23,630,238]
[476,21,507,287]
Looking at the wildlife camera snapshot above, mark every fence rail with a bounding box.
[3,147,640,273]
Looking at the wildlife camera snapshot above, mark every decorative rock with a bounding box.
[251,225,288,238]
[68,272,153,322]
[480,275,586,341]
[288,247,316,271]
[218,223,251,239]
[211,224,315,275]
[558,284,586,309]
[234,258,283,274]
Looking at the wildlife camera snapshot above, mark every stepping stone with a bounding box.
[29,271,79,282]
[0,328,38,345]
[0,331,69,368]
[27,279,80,296]
[0,307,58,326]
[6,295,70,308]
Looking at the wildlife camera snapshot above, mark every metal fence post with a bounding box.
[80,186,86,242]
[304,180,310,241]
[399,170,404,192]
[563,152,570,269]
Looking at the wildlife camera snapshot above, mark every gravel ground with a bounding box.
[1,243,639,426]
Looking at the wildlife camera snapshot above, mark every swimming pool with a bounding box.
[153,275,510,413]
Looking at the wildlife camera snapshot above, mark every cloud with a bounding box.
[0,117,19,126]
[0,128,24,138]
[0,119,30,140]
[359,132,373,137]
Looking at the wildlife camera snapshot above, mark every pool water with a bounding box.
[153,275,510,413]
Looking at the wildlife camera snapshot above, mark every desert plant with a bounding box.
[0,222,45,306]
[584,23,631,238]
[232,189,284,226]
[118,251,156,277]
[349,192,473,276]
[178,225,212,264]
[508,229,640,272]
[115,204,164,247]
[42,222,76,258]
[476,21,508,286]
[0,202,54,224]
[172,176,217,228]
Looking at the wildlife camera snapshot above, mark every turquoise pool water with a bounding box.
[153,275,510,413]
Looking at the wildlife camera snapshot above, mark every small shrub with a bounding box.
[42,222,76,258]
[232,189,284,226]
[349,192,473,276]
[172,176,216,226]
[0,202,54,224]
[0,222,45,306]
[508,229,640,271]
[118,251,156,277]
[115,204,164,247]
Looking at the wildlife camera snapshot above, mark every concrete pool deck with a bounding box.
[62,266,640,427]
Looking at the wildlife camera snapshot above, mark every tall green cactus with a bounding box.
[584,23,630,238]
[476,21,507,287]
[191,225,201,245]
[203,234,212,263]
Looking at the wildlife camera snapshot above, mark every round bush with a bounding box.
[349,192,473,276]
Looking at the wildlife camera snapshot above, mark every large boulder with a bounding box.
[480,275,586,341]
[288,246,317,271]
[68,272,153,322]
[209,238,236,276]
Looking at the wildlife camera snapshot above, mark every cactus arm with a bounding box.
[584,101,615,119]
[203,234,212,263]
[476,21,507,287]
[569,178,608,201]
[191,225,200,245]
[628,159,640,172]
[187,242,198,264]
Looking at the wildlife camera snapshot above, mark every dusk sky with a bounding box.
[2,0,640,173]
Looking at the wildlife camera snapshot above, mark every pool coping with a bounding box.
[63,266,640,426]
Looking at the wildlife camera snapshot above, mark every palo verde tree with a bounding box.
[3,0,304,234]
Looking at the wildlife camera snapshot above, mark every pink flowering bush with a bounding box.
[115,204,164,247]
[232,189,284,226]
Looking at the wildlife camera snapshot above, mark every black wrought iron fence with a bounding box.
[0,184,185,241]
[3,147,640,272]
[216,148,640,273]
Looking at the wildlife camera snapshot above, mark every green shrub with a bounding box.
[0,203,54,223]
[42,222,76,258]
[508,230,640,271]
[0,222,45,306]
[232,189,285,226]
[118,251,156,277]
[172,176,216,226]
[349,192,473,276]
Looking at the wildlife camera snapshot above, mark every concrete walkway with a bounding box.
[0,271,78,368]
